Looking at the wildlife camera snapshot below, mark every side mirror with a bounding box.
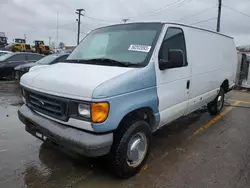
[159,49,185,70]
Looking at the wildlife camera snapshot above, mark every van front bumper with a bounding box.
[18,105,113,157]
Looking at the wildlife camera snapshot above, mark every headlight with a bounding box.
[22,97,26,104]
[21,88,26,97]
[76,102,109,123]
[91,102,109,123]
[23,67,29,72]
[21,88,26,104]
[78,103,90,118]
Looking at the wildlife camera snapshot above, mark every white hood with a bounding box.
[29,65,48,72]
[21,63,133,100]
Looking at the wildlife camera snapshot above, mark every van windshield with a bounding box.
[67,23,162,67]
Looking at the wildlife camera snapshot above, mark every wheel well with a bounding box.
[116,107,155,132]
[221,79,229,93]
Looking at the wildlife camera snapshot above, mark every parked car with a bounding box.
[14,54,69,80]
[0,50,12,56]
[0,52,44,79]
[18,22,237,178]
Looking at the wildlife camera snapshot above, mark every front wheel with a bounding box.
[110,120,151,178]
[207,88,225,115]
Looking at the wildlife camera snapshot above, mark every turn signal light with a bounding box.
[91,102,109,123]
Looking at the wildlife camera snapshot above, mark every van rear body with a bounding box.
[18,22,237,178]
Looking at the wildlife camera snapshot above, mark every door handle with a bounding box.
[186,80,190,89]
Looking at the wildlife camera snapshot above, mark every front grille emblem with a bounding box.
[39,100,45,106]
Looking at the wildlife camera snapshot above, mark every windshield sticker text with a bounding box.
[128,45,151,53]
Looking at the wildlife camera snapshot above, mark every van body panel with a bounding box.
[21,63,134,100]
[154,24,191,127]
[152,23,236,128]
[92,62,159,132]
[182,26,237,113]
[92,60,157,98]
[92,86,160,132]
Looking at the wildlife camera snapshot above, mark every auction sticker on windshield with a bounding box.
[128,44,151,53]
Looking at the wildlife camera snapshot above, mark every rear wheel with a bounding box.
[207,88,225,115]
[110,119,151,178]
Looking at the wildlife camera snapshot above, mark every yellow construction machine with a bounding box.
[11,38,33,52]
[11,38,26,52]
[33,40,51,55]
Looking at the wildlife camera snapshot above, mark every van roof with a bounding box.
[98,21,233,39]
[164,22,233,39]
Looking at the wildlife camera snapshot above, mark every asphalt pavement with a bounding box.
[1,81,250,188]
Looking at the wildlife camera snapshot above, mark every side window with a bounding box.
[8,54,26,62]
[159,27,187,68]
[27,54,43,61]
[54,55,68,64]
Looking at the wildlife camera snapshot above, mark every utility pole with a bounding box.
[122,19,129,23]
[217,0,222,32]
[56,12,59,48]
[49,36,51,46]
[76,9,85,45]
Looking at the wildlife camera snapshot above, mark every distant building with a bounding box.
[64,46,75,50]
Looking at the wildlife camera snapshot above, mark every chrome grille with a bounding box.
[25,89,69,121]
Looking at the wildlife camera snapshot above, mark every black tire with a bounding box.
[207,88,225,115]
[110,119,152,178]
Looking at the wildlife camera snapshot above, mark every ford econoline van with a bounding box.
[18,22,237,178]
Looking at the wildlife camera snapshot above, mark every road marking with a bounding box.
[227,99,250,104]
[193,101,241,136]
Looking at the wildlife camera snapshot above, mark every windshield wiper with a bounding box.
[66,58,135,67]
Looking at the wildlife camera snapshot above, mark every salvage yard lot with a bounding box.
[1,81,250,188]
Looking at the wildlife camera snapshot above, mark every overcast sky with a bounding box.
[1,0,250,46]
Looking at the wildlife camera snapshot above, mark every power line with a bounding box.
[223,5,250,18]
[191,17,217,25]
[82,24,94,31]
[177,6,217,22]
[163,0,194,14]
[128,0,183,18]
[81,30,88,35]
[84,14,119,23]
[83,0,193,22]
[148,0,194,18]
[150,0,194,16]
[129,0,193,18]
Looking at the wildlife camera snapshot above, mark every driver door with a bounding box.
[155,26,191,127]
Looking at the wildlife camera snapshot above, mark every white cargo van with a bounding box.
[18,22,237,178]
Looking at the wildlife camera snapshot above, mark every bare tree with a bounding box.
[50,42,56,50]
[59,42,65,49]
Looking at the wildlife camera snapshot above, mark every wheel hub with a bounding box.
[127,133,147,167]
[217,95,223,110]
